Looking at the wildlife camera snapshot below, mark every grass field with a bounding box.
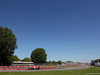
[0,66,100,75]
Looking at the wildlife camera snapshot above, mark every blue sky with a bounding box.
[0,0,100,63]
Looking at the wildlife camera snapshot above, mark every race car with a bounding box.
[27,65,41,70]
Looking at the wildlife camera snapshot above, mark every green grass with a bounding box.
[0,66,100,75]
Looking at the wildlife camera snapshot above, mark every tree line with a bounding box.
[12,55,63,65]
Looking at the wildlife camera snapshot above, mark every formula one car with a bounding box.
[27,66,41,70]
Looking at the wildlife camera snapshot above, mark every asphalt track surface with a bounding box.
[0,65,89,72]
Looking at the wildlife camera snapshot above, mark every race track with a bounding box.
[0,65,89,72]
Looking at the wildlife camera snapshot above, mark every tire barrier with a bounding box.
[0,66,34,68]
[0,65,58,68]
[41,65,58,67]
[0,68,26,70]
[41,68,56,70]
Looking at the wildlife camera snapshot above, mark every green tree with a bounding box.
[52,60,56,64]
[0,26,17,65]
[31,48,47,63]
[57,60,62,65]
[22,57,31,62]
[12,55,20,61]
[66,61,72,63]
